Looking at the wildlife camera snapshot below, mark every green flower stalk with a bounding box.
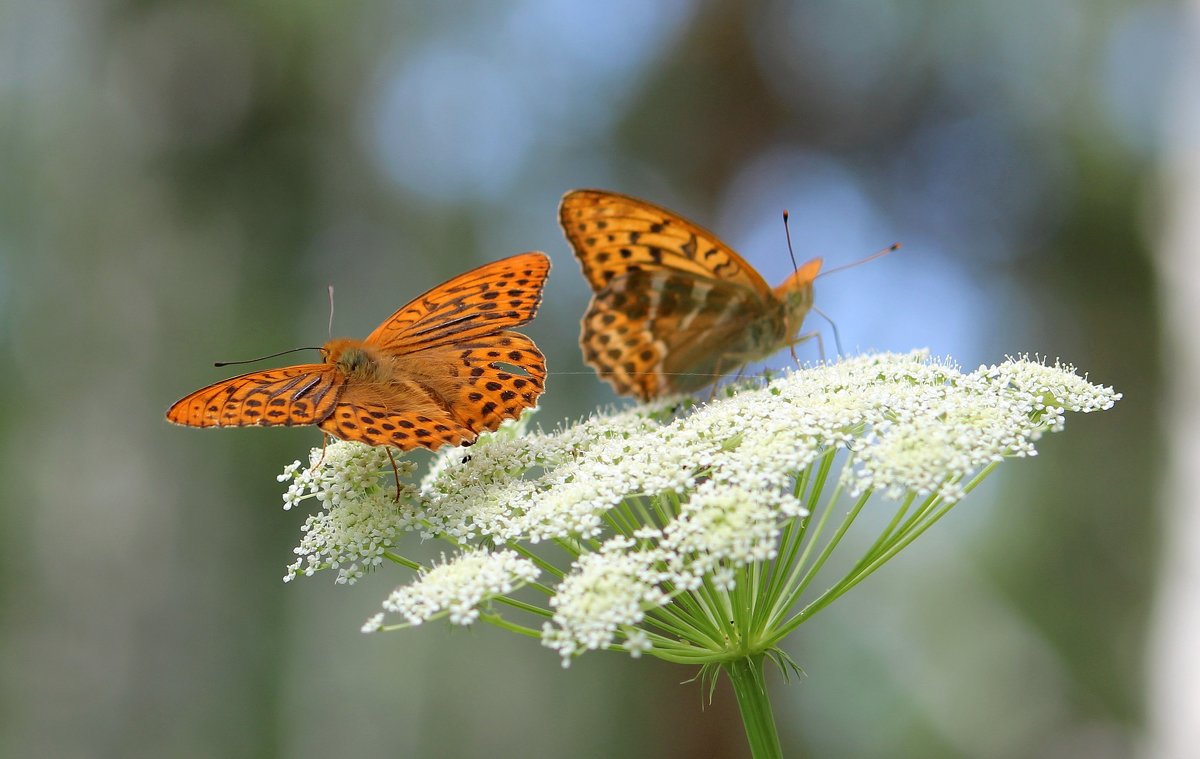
[278,351,1120,758]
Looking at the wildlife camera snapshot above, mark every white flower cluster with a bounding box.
[364,549,541,630]
[279,441,419,584]
[840,354,1120,501]
[279,352,1120,664]
[541,538,668,663]
[659,483,789,591]
[418,402,687,543]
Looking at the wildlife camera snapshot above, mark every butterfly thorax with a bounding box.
[777,286,814,343]
[773,257,822,345]
[324,338,390,383]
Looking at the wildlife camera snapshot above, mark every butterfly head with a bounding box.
[324,338,387,382]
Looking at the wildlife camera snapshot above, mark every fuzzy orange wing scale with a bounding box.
[166,365,344,428]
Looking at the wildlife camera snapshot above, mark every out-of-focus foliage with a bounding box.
[0,1,1168,757]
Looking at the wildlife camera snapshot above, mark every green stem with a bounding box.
[724,655,782,759]
[771,463,1002,643]
[477,610,542,639]
[381,550,423,571]
[502,541,565,586]
[493,595,553,619]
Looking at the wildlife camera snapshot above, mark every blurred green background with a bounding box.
[0,1,1179,757]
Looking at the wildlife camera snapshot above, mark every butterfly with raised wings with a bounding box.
[560,189,824,401]
[167,252,550,451]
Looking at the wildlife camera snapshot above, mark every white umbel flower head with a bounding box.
[277,352,1120,667]
[659,482,787,587]
[542,538,668,666]
[374,549,540,628]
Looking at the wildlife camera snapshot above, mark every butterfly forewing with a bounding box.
[166,365,344,428]
[365,252,550,353]
[560,189,773,296]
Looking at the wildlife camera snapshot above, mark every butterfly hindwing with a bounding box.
[580,299,665,400]
[317,393,473,450]
[445,331,547,431]
[580,269,773,399]
[166,365,344,428]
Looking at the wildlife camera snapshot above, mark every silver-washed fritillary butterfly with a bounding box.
[559,189,825,401]
[167,252,550,450]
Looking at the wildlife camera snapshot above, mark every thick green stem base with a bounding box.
[724,655,783,759]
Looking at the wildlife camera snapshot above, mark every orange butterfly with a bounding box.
[167,252,550,451]
[560,189,823,401]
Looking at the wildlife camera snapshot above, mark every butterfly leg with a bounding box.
[385,447,402,503]
[313,433,330,470]
[787,330,823,365]
[706,356,728,402]
[810,305,844,357]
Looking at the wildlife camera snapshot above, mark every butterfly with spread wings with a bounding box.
[167,252,550,451]
[560,190,823,401]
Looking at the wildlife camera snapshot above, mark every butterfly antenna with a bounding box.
[327,284,335,341]
[810,306,844,357]
[817,243,900,279]
[782,210,801,273]
[214,347,324,368]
